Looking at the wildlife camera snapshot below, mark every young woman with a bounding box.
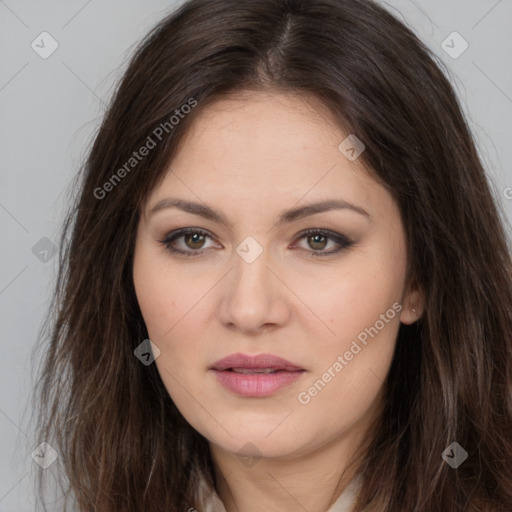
[31,0,512,511]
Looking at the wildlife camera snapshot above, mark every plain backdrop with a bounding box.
[1,1,511,510]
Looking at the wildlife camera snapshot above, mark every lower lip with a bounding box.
[211,369,305,397]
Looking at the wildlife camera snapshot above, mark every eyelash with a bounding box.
[158,228,354,258]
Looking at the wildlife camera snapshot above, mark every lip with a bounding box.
[210,352,304,372]
[209,352,305,397]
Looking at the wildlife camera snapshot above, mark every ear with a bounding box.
[399,277,425,325]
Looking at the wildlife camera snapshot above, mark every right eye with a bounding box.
[159,228,218,257]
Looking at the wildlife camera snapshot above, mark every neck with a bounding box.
[210,429,366,512]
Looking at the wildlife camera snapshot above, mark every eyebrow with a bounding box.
[148,198,371,228]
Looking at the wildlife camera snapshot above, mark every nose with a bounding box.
[217,246,290,334]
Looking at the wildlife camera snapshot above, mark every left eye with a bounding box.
[293,228,354,256]
[159,228,353,257]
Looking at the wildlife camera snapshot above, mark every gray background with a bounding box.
[1,1,511,510]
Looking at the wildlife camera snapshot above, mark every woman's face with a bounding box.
[133,90,421,463]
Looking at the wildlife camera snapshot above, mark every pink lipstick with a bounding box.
[209,352,305,397]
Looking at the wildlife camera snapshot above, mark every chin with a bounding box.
[202,423,311,460]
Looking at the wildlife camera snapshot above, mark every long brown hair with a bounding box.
[30,0,512,510]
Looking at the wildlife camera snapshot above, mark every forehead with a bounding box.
[174,90,350,172]
[145,91,393,222]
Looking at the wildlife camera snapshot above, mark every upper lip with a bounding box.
[210,352,304,371]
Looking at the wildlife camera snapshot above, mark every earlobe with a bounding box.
[400,280,425,324]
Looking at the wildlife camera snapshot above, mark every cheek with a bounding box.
[133,261,171,340]
[305,282,400,389]
[133,252,204,398]
[133,245,201,342]
[304,252,404,344]
[295,276,401,440]
[294,246,405,402]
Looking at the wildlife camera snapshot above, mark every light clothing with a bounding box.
[196,471,363,512]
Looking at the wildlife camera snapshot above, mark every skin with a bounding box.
[133,90,423,512]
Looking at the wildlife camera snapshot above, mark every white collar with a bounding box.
[196,471,363,512]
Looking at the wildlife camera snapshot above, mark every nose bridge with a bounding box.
[219,236,288,330]
[232,236,273,300]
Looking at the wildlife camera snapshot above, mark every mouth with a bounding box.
[209,353,305,397]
